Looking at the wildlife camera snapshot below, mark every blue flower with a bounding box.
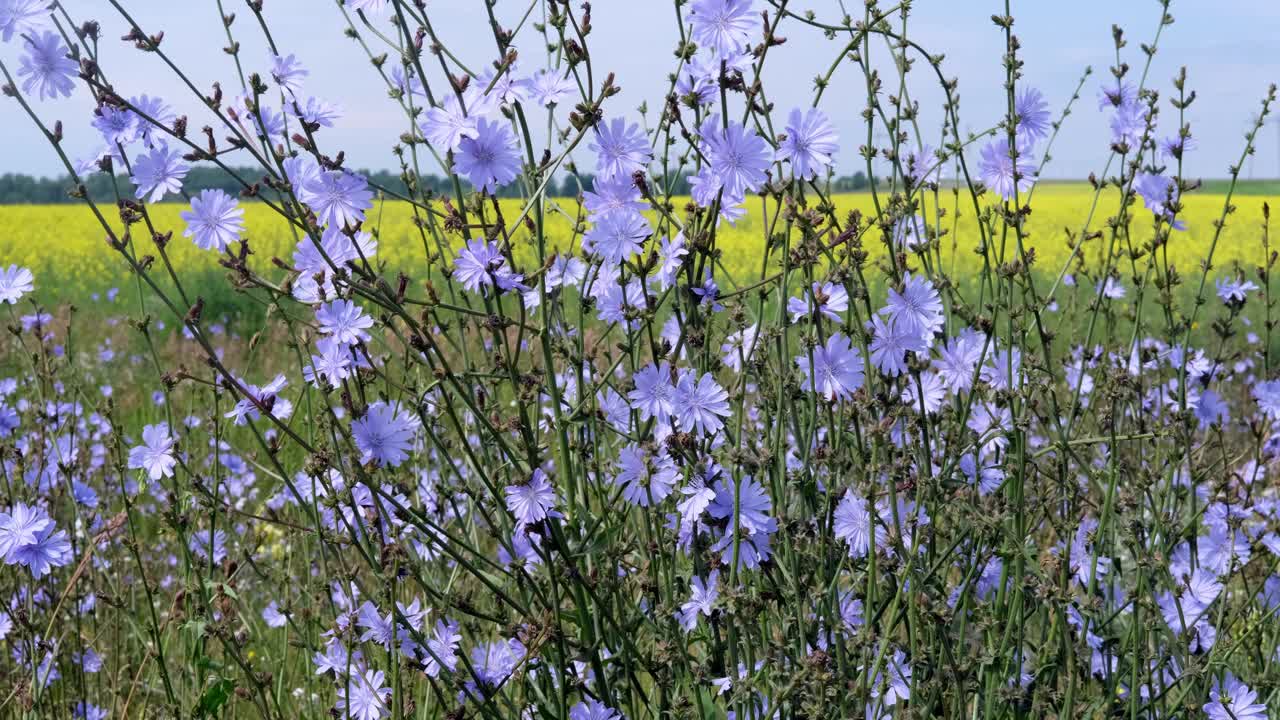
[689,0,760,56]
[796,333,864,402]
[127,423,177,480]
[504,469,559,527]
[131,143,189,202]
[352,401,421,467]
[316,299,374,346]
[673,371,731,436]
[584,210,650,266]
[868,313,926,377]
[705,120,772,200]
[302,170,373,229]
[181,189,244,251]
[0,265,34,304]
[779,107,838,179]
[676,570,719,632]
[336,667,391,720]
[16,31,75,100]
[1204,673,1266,720]
[456,117,521,193]
[590,117,651,181]
[978,138,1035,200]
[1014,87,1051,142]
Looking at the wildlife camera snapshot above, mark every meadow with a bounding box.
[4,183,1275,316]
[5,0,1280,717]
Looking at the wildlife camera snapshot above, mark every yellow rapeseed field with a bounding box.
[1,184,1274,302]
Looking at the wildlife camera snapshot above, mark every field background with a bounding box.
[3,182,1277,319]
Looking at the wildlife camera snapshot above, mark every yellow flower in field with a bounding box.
[0,189,1271,300]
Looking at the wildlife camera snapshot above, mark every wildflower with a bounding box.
[93,104,137,147]
[833,489,875,559]
[590,117,651,181]
[676,570,719,632]
[1096,277,1126,300]
[654,233,689,289]
[352,401,421,467]
[504,469,558,527]
[455,118,521,193]
[788,281,848,323]
[422,619,462,677]
[583,173,648,220]
[1253,379,1280,420]
[131,143,188,202]
[336,668,391,720]
[1204,673,1266,720]
[594,277,645,329]
[708,475,772,534]
[868,313,927,377]
[1014,87,1051,142]
[270,53,308,94]
[8,523,71,578]
[357,601,395,647]
[316,299,373,346]
[720,323,760,373]
[629,362,677,425]
[0,502,50,561]
[978,137,1036,200]
[181,189,244,251]
[470,638,526,690]
[1181,568,1222,618]
[901,371,947,414]
[584,211,650,265]
[128,424,178,480]
[451,238,520,293]
[878,650,913,706]
[1216,277,1259,305]
[475,65,531,106]
[615,445,678,506]
[190,529,228,564]
[676,53,718,106]
[347,0,390,14]
[419,93,480,151]
[226,374,293,426]
[73,702,108,720]
[1110,102,1149,148]
[893,214,928,250]
[981,347,1023,391]
[262,601,288,628]
[528,68,573,106]
[302,170,373,229]
[688,0,759,56]
[570,699,623,720]
[304,337,356,388]
[705,120,773,198]
[796,332,865,402]
[291,96,342,127]
[884,273,944,344]
[1161,132,1197,160]
[673,371,731,436]
[691,270,723,312]
[16,31,75,100]
[1097,81,1136,111]
[1133,172,1185,229]
[0,265,34,304]
[779,107,838,179]
[0,0,50,43]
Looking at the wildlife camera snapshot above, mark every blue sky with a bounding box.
[3,0,1277,180]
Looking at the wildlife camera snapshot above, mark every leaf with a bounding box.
[193,676,236,718]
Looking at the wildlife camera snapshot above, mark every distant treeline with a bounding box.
[0,166,875,204]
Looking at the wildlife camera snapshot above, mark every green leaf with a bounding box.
[193,677,236,718]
